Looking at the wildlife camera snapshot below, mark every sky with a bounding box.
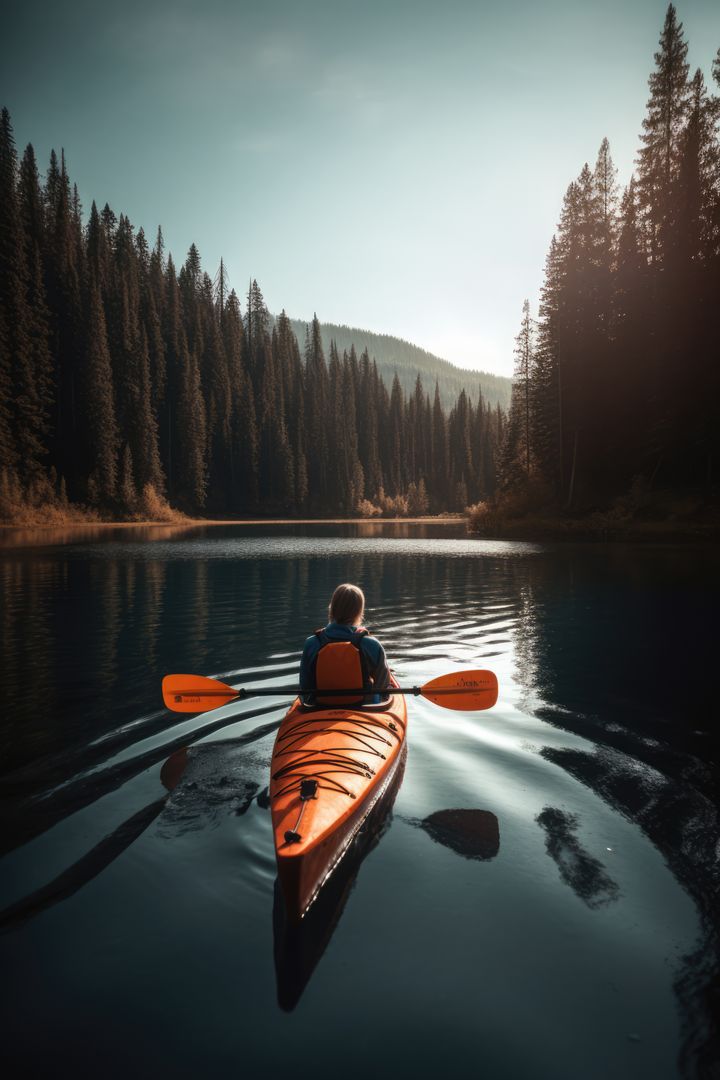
[3,0,719,377]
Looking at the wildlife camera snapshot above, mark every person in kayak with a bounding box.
[300,583,390,705]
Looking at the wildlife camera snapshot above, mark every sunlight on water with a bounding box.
[0,525,717,1079]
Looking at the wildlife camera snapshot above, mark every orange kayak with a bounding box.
[270,679,408,922]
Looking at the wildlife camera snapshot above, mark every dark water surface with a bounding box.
[1,523,718,1079]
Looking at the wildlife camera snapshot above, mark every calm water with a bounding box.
[0,523,718,1079]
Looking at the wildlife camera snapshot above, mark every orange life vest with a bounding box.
[314,627,370,706]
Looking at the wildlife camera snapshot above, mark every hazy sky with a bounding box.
[3,0,719,375]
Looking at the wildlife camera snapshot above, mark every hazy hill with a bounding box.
[286,318,512,411]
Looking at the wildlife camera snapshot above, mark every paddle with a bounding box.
[162,670,498,714]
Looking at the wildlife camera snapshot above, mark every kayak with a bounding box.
[270,677,408,922]
[273,746,406,1010]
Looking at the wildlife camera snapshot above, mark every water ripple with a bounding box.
[0,527,717,1078]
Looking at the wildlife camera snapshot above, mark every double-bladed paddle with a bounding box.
[162,670,498,714]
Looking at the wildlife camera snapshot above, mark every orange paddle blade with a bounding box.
[162,674,239,713]
[421,669,498,711]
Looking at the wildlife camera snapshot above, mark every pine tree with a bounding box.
[83,285,119,503]
[341,350,363,510]
[119,442,137,513]
[245,278,269,398]
[517,300,534,477]
[388,373,405,494]
[357,348,382,498]
[412,373,428,484]
[133,324,164,494]
[224,289,258,510]
[448,388,473,495]
[430,381,448,509]
[636,3,691,262]
[176,334,207,510]
[304,315,329,509]
[146,227,167,408]
[16,141,54,486]
[203,286,232,510]
[0,108,31,480]
[594,137,619,339]
[44,147,84,494]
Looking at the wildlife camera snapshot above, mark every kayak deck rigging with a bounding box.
[271,709,402,804]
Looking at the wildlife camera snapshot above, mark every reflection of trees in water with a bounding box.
[0,524,217,549]
[536,806,618,908]
[141,561,166,670]
[5,537,716,1072]
[190,560,209,671]
[507,547,719,1077]
[1,560,57,772]
[90,559,121,699]
[540,744,718,1077]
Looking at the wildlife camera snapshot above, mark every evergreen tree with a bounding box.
[0,108,30,478]
[44,147,84,494]
[388,373,405,494]
[430,381,448,509]
[176,334,207,510]
[146,227,167,408]
[224,289,258,510]
[636,3,691,262]
[16,141,54,485]
[83,285,119,503]
[119,442,137,512]
[357,348,382,498]
[304,315,329,509]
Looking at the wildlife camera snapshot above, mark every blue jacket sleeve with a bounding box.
[299,635,319,691]
[362,637,391,689]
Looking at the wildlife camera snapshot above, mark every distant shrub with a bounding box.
[407,479,429,515]
[355,497,382,518]
[378,490,409,517]
[0,468,100,525]
[138,484,188,523]
[465,500,503,533]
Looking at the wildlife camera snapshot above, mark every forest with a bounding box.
[0,112,503,522]
[500,5,720,517]
[1,4,717,527]
[285,318,512,412]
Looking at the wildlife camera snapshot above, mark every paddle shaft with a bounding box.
[177,685,454,699]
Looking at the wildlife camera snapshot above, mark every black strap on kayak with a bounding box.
[284,778,319,844]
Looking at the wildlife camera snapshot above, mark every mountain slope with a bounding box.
[287,318,511,411]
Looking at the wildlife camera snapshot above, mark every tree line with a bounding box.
[0,108,504,519]
[502,4,720,509]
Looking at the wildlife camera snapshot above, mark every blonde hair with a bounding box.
[328,583,365,625]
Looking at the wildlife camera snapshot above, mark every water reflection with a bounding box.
[539,744,718,1075]
[0,523,210,549]
[507,546,719,1076]
[0,798,166,933]
[418,809,500,861]
[536,807,618,908]
[1,529,718,1076]
[2,547,524,782]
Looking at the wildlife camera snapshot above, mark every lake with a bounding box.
[0,523,717,1079]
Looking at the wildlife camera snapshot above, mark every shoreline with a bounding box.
[2,515,717,544]
[0,514,465,531]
